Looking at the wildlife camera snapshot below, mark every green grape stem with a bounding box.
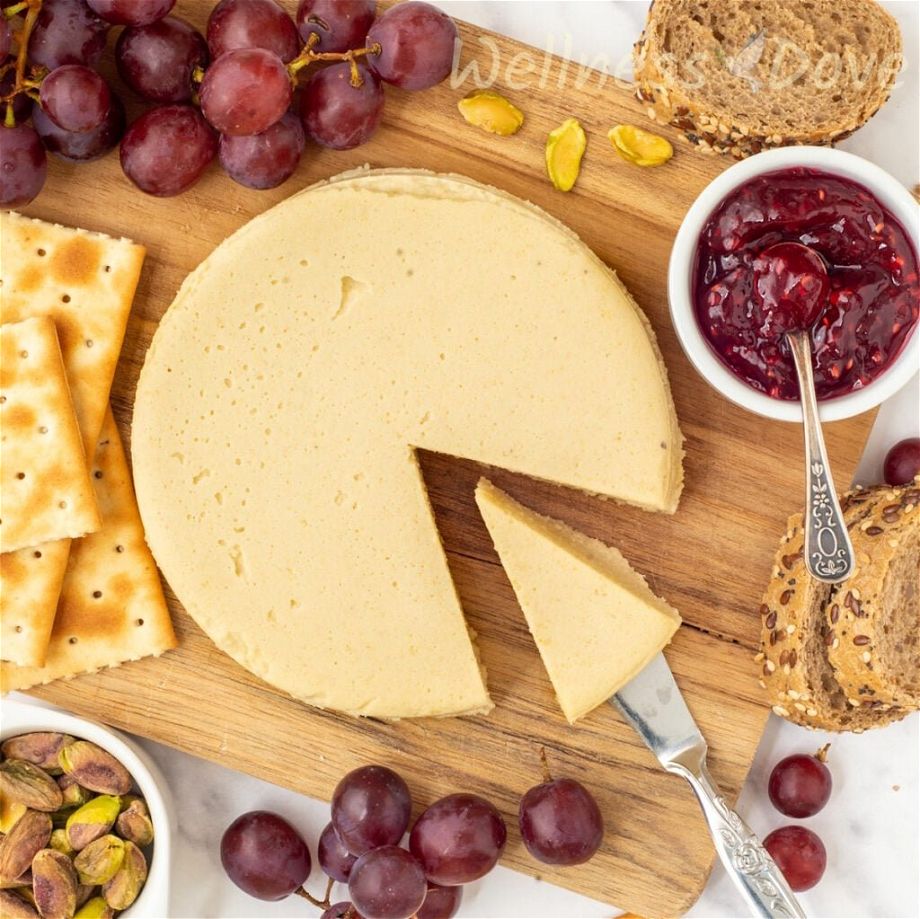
[294,876,334,909]
[286,41,383,89]
[1,0,43,125]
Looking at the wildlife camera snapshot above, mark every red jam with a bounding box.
[693,167,919,401]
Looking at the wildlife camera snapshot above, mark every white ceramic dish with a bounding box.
[0,698,172,918]
[668,146,920,423]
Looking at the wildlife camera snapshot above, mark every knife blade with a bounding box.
[612,652,806,919]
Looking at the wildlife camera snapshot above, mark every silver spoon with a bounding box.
[757,242,854,583]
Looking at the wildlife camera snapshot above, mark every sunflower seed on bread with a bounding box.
[826,477,920,711]
[759,485,908,732]
[633,0,903,158]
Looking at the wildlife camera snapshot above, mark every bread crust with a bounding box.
[633,0,903,159]
[826,478,920,710]
[759,486,907,732]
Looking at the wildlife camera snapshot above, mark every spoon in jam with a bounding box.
[754,241,854,583]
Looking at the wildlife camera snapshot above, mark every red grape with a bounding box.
[0,122,47,206]
[207,0,300,63]
[221,810,312,901]
[763,826,826,892]
[28,0,110,70]
[417,883,462,919]
[116,16,208,104]
[86,0,176,27]
[348,846,427,919]
[519,778,603,866]
[0,63,32,124]
[34,92,125,161]
[199,47,291,136]
[768,753,832,818]
[317,821,358,882]
[0,18,10,58]
[331,765,411,856]
[296,0,376,53]
[409,793,506,886]
[120,104,217,196]
[322,902,365,919]
[883,437,920,486]
[366,2,457,91]
[39,64,111,133]
[300,62,383,150]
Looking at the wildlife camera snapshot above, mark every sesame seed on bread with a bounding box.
[633,0,903,158]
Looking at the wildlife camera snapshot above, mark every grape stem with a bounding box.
[293,876,334,910]
[539,746,553,784]
[287,40,383,89]
[1,0,42,128]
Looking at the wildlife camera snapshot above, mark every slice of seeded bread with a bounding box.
[827,478,920,711]
[759,486,906,732]
[633,0,903,158]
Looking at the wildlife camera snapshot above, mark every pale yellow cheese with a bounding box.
[475,479,681,723]
[132,169,683,719]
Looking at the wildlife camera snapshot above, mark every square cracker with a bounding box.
[1,409,177,692]
[1,316,100,553]
[0,213,145,666]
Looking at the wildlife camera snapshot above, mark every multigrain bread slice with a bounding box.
[633,0,903,158]
[827,478,920,711]
[759,486,906,732]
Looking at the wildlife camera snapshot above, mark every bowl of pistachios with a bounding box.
[0,699,171,918]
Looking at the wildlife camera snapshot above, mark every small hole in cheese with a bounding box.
[85,339,94,348]
[92,590,102,599]
[15,625,22,633]
[16,472,25,479]
[61,294,71,303]
[58,500,67,509]
[68,637,78,644]
[37,248,46,257]
[19,350,28,358]
[33,550,42,558]
[115,544,124,553]
[135,618,144,627]
[39,426,48,434]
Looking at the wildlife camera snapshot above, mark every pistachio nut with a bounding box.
[545,118,587,192]
[115,799,153,848]
[0,811,52,888]
[457,90,524,136]
[48,830,73,857]
[65,796,120,852]
[607,124,673,167]
[0,763,63,813]
[31,849,77,919]
[73,897,114,919]
[1,736,74,775]
[56,777,90,811]
[101,841,146,911]
[73,835,124,886]
[0,798,27,834]
[74,885,94,910]
[58,744,131,797]
[0,889,40,919]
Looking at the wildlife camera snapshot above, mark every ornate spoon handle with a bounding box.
[786,330,854,583]
[678,763,807,919]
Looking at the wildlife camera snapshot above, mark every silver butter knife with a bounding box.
[612,652,806,919]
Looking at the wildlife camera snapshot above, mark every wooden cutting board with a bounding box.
[25,5,876,915]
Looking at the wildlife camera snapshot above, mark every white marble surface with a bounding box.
[10,2,920,917]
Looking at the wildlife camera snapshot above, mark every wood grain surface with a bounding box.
[23,4,875,915]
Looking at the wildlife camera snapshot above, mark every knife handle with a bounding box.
[674,762,806,919]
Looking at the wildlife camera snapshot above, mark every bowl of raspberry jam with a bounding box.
[669,147,919,422]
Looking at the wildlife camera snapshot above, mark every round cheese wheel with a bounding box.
[132,169,682,718]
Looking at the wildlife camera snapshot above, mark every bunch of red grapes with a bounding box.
[220,763,604,918]
[0,0,458,206]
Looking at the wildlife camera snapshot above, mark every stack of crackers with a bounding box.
[0,211,176,690]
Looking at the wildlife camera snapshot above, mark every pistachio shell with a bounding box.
[65,797,120,852]
[58,744,131,797]
[0,889,40,919]
[74,897,114,919]
[0,811,52,889]
[101,841,146,911]
[457,91,524,136]
[1,736,74,774]
[607,124,674,166]
[0,763,63,813]
[545,118,587,192]
[74,885,94,910]
[31,849,77,919]
[73,835,124,886]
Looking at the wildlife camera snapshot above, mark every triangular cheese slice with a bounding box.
[475,479,681,723]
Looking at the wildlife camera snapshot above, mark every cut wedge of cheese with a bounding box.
[132,169,683,719]
[475,479,681,723]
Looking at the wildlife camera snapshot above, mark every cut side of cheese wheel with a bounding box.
[132,169,683,719]
[475,479,681,723]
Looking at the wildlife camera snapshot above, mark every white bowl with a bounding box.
[668,146,920,422]
[0,698,172,918]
